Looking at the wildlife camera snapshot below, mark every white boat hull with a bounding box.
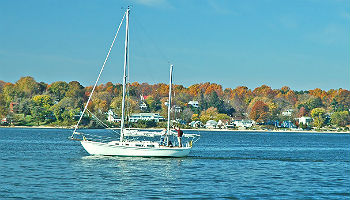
[81,140,191,157]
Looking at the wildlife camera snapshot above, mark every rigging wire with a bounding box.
[71,11,126,137]
[87,109,120,136]
[134,14,171,64]
[132,13,172,83]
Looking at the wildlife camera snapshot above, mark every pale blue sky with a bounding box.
[0,0,349,90]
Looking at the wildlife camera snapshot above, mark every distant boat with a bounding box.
[70,8,199,157]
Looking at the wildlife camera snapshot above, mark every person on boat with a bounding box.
[160,128,166,146]
[168,140,173,147]
[175,127,183,147]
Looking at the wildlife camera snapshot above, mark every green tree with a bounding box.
[215,113,230,121]
[32,95,53,109]
[65,81,84,99]
[331,111,350,127]
[18,98,33,117]
[31,95,53,124]
[51,97,78,122]
[146,96,161,112]
[15,76,39,98]
[49,81,69,101]
[207,91,223,109]
[0,93,8,118]
[306,97,323,111]
[311,108,326,129]
[2,83,17,104]
[31,106,46,125]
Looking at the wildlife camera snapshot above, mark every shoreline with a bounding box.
[1,126,350,134]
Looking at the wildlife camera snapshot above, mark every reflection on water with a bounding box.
[0,128,349,199]
[76,155,187,198]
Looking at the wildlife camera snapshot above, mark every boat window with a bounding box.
[135,144,143,147]
[125,143,129,146]
[147,145,155,148]
[115,143,119,145]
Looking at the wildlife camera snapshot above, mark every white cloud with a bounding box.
[206,0,237,15]
[130,0,171,8]
[306,24,348,45]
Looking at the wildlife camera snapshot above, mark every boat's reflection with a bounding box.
[74,155,189,196]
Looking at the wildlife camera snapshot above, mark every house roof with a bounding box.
[206,120,218,125]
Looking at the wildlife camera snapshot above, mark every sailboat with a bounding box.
[70,8,199,157]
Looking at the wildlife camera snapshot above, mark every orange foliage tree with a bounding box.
[249,100,270,123]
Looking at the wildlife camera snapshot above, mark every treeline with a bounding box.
[0,76,349,129]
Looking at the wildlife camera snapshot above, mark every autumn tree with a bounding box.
[200,107,218,123]
[280,86,290,94]
[334,89,350,111]
[110,96,138,116]
[191,114,200,121]
[181,108,194,123]
[297,107,307,117]
[249,100,270,123]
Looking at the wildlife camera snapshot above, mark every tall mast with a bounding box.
[166,65,173,142]
[120,8,130,142]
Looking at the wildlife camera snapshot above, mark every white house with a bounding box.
[298,116,312,125]
[139,95,148,110]
[188,101,199,108]
[107,110,120,123]
[233,119,255,128]
[189,121,203,128]
[1,118,7,124]
[217,120,226,129]
[282,109,294,116]
[139,102,147,110]
[172,105,182,113]
[205,120,218,129]
[129,113,165,123]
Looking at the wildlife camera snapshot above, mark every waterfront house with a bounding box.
[172,105,182,113]
[217,120,226,129]
[205,120,218,129]
[189,121,203,128]
[107,110,120,123]
[282,109,294,116]
[139,102,147,111]
[129,113,165,123]
[1,118,7,124]
[188,101,199,108]
[281,120,297,128]
[298,116,312,125]
[233,119,255,128]
[139,95,148,111]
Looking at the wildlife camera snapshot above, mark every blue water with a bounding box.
[0,128,349,199]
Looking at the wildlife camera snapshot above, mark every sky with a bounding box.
[0,0,349,91]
